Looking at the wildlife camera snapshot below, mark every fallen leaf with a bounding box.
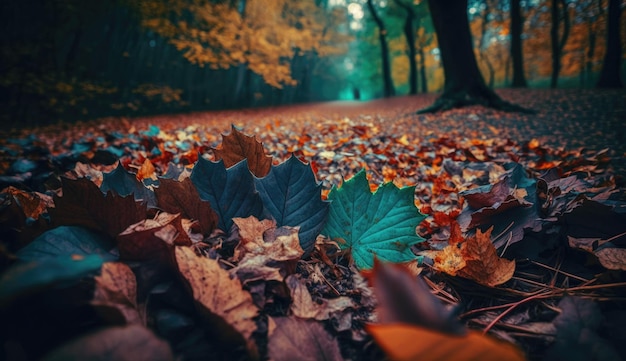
[117,212,191,261]
[41,325,174,361]
[366,323,525,361]
[49,177,146,239]
[154,177,218,235]
[545,296,620,361]
[285,274,355,321]
[0,254,103,307]
[432,226,515,287]
[101,162,157,207]
[190,158,264,231]
[594,247,626,271]
[457,227,516,287]
[232,216,303,263]
[254,155,329,254]
[92,262,141,324]
[370,260,464,335]
[322,170,425,269]
[175,246,258,355]
[17,226,117,262]
[268,317,344,361]
[136,158,158,181]
[212,125,272,177]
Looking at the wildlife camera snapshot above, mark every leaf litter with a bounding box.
[1,89,626,360]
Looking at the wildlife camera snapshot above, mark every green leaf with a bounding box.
[254,155,329,254]
[322,170,425,270]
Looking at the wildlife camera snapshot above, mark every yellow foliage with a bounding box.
[137,0,349,88]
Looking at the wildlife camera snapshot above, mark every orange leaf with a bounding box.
[136,158,157,181]
[366,323,525,361]
[212,125,272,177]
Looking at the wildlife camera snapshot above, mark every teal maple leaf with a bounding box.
[322,170,426,270]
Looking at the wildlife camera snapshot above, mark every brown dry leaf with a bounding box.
[175,246,258,354]
[117,212,191,261]
[2,186,51,220]
[432,222,466,276]
[286,275,355,321]
[268,317,344,361]
[366,323,525,361]
[594,248,626,271]
[458,227,515,287]
[212,125,272,177]
[49,177,147,238]
[154,177,218,236]
[232,216,304,263]
[92,262,141,324]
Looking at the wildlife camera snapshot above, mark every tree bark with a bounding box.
[510,0,527,87]
[418,0,529,113]
[418,46,428,93]
[394,0,417,95]
[366,0,395,97]
[597,0,623,88]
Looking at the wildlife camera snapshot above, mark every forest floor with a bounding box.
[1,88,626,361]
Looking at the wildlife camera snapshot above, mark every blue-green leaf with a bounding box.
[101,163,156,207]
[0,254,103,306]
[322,170,425,270]
[190,158,264,231]
[255,155,329,253]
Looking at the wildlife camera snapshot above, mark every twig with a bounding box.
[530,260,590,283]
[482,291,555,334]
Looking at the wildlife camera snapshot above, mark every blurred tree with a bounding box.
[597,0,623,88]
[366,0,395,97]
[393,0,417,94]
[550,0,570,88]
[418,0,526,113]
[510,0,528,87]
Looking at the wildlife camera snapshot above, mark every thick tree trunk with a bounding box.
[510,0,527,87]
[418,0,528,113]
[394,0,417,95]
[366,0,395,97]
[597,0,623,88]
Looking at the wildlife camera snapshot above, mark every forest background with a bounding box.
[1,0,625,129]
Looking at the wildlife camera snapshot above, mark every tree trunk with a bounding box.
[550,0,569,88]
[510,0,527,87]
[418,46,428,93]
[418,0,528,113]
[597,0,623,88]
[366,0,395,97]
[477,0,495,88]
[394,0,417,95]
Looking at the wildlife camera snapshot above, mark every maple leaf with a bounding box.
[190,158,264,231]
[154,177,218,236]
[49,177,147,239]
[431,225,515,287]
[268,317,344,361]
[91,262,141,324]
[254,155,329,253]
[213,125,272,177]
[322,170,425,270]
[101,162,157,208]
[174,246,258,356]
